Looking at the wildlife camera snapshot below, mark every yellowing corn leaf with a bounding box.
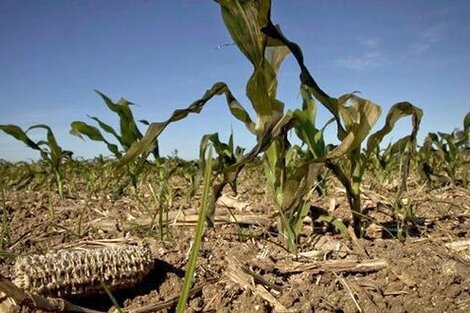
[326,95,381,159]
[217,0,289,133]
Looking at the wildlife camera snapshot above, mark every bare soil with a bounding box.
[1,168,470,312]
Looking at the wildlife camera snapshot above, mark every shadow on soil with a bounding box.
[67,258,184,311]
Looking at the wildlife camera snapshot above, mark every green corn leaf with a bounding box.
[283,162,323,214]
[176,147,213,313]
[95,90,143,150]
[262,23,382,154]
[200,132,245,178]
[118,82,255,166]
[216,0,268,65]
[0,124,42,151]
[439,132,457,162]
[293,109,321,158]
[464,111,470,133]
[261,23,346,139]
[70,121,105,141]
[27,124,63,168]
[87,115,124,147]
[200,134,226,173]
[70,121,121,157]
[204,134,230,159]
[388,135,412,155]
[366,102,423,156]
[265,38,291,75]
[315,215,350,239]
[300,84,317,124]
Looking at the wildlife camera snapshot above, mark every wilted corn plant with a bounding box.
[70,91,158,193]
[367,103,423,239]
[216,0,420,245]
[118,0,422,246]
[215,0,391,242]
[327,102,422,236]
[262,17,423,237]
[119,0,314,241]
[0,124,71,197]
[113,0,362,247]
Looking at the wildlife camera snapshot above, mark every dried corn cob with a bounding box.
[13,243,154,297]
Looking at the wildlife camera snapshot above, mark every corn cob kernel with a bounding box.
[13,244,154,297]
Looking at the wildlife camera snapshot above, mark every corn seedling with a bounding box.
[419,111,470,186]
[199,132,245,225]
[70,91,157,193]
[0,188,10,255]
[150,158,179,240]
[0,124,70,197]
[181,161,201,205]
[0,161,37,191]
[263,86,332,251]
[176,146,213,313]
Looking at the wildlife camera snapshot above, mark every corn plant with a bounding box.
[262,85,332,251]
[210,1,390,244]
[181,161,201,205]
[114,0,355,242]
[199,132,245,225]
[70,91,157,192]
[0,187,10,255]
[117,0,423,246]
[0,124,70,197]
[149,157,180,240]
[117,0,295,228]
[419,111,470,186]
[370,104,423,239]
[261,16,424,237]
[367,136,411,182]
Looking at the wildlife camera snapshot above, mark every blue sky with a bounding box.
[1,0,469,161]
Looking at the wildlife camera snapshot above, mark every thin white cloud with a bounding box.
[337,51,387,70]
[337,37,386,70]
[408,23,445,55]
[361,38,380,49]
